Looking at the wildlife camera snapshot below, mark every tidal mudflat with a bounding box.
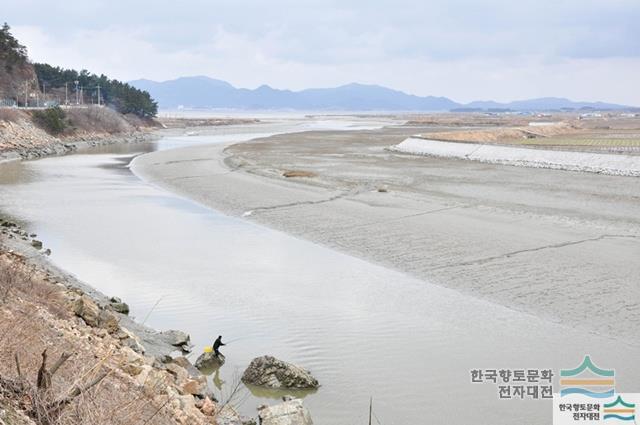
[2,118,639,424]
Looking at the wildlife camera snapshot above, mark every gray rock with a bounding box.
[73,296,101,327]
[258,398,313,425]
[242,356,318,389]
[110,301,130,315]
[159,329,190,347]
[215,405,249,425]
[172,356,201,379]
[31,239,43,249]
[98,309,120,333]
[179,376,208,398]
[72,296,119,333]
[195,351,225,370]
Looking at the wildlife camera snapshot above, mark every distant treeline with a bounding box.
[34,64,158,118]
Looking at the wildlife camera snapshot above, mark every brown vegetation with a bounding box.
[0,248,224,425]
[0,108,25,123]
[158,117,259,129]
[0,251,176,425]
[282,170,317,178]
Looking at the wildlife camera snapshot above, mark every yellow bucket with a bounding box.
[204,346,213,353]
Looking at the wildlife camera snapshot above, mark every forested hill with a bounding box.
[0,22,157,118]
[0,22,37,104]
[34,64,157,118]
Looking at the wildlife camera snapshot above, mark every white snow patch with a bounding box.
[390,137,640,177]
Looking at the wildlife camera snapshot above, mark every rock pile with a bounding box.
[241,356,318,389]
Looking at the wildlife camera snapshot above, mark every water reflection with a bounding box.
[1,121,640,425]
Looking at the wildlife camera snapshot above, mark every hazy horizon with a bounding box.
[131,75,637,107]
[4,0,639,105]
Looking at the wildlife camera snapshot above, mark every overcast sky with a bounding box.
[4,0,639,104]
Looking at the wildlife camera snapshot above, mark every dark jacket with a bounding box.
[213,336,225,350]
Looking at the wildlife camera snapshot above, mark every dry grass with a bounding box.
[0,251,180,425]
[65,107,134,135]
[158,117,259,129]
[0,108,28,123]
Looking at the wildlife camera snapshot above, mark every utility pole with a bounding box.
[65,82,68,105]
[24,81,29,107]
[97,85,101,106]
[369,397,372,425]
[80,86,84,105]
[74,80,79,105]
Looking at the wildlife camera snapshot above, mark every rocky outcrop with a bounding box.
[173,356,202,379]
[258,397,313,425]
[195,351,225,370]
[159,329,192,352]
[72,295,119,333]
[241,356,318,389]
[72,295,102,327]
[109,296,130,314]
[0,116,153,163]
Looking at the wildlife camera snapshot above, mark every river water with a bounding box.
[1,117,639,424]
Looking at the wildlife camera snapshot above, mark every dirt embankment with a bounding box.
[0,107,158,162]
[0,218,251,425]
[158,117,260,129]
[420,122,580,143]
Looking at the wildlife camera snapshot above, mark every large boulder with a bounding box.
[172,356,202,379]
[73,296,101,327]
[72,296,120,333]
[195,351,225,370]
[180,376,208,398]
[98,310,120,334]
[258,398,313,425]
[109,297,130,315]
[159,330,192,351]
[241,356,318,389]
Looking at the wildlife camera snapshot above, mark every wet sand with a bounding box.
[132,124,640,341]
[3,119,640,424]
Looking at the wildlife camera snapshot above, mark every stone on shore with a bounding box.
[109,296,130,314]
[258,397,313,425]
[195,351,225,370]
[241,356,318,389]
[199,396,216,416]
[173,356,202,378]
[73,296,101,327]
[159,329,192,351]
[72,296,119,333]
[160,329,190,345]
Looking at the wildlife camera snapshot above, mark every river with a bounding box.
[1,117,639,424]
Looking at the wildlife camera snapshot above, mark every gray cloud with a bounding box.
[3,0,639,104]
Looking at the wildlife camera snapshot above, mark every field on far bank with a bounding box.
[405,112,640,152]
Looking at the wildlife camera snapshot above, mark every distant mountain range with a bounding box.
[129,76,633,112]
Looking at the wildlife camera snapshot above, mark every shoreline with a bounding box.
[0,216,253,424]
[0,122,278,424]
[390,136,640,176]
[0,130,157,164]
[131,125,640,344]
[3,117,639,424]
